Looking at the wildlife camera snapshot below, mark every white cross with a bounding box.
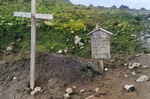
[14,0,53,90]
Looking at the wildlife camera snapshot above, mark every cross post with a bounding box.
[14,0,53,90]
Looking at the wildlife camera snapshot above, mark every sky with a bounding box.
[70,0,150,10]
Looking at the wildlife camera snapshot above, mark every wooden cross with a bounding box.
[14,0,53,90]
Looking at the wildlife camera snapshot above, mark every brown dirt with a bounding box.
[0,51,150,99]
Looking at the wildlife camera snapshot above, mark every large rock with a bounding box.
[136,75,149,83]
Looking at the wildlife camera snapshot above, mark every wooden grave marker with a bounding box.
[87,28,113,73]
[14,0,53,90]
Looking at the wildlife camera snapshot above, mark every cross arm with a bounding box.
[14,11,53,20]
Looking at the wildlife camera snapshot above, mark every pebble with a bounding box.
[129,62,140,69]
[80,89,85,93]
[124,75,128,77]
[74,38,81,44]
[124,85,135,91]
[13,77,16,80]
[79,42,84,46]
[104,68,108,71]
[95,88,99,92]
[132,71,136,75]
[129,63,132,66]
[7,46,12,51]
[57,50,62,54]
[66,88,73,94]
[135,54,141,57]
[85,95,94,99]
[64,93,70,99]
[30,91,38,96]
[136,75,149,83]
[34,87,41,92]
[72,86,77,89]
[143,66,150,68]
[64,49,68,53]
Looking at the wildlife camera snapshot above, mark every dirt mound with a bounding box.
[0,52,101,99]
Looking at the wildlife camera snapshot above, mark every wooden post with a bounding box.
[14,0,53,90]
[30,0,36,90]
[99,59,104,74]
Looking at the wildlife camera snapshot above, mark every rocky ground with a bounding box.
[0,51,150,99]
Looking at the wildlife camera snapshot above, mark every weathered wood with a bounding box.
[30,0,36,90]
[91,29,111,59]
[14,12,53,20]
[99,59,104,73]
[14,0,53,90]
[35,13,53,19]
[14,12,31,18]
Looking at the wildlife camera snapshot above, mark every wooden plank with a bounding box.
[91,30,110,59]
[14,12,31,18]
[35,13,53,19]
[30,0,36,90]
[99,59,104,74]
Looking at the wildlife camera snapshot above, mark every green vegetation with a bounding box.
[0,1,144,58]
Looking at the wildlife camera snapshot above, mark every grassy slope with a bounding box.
[0,1,145,57]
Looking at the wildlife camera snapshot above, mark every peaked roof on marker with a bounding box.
[87,28,113,35]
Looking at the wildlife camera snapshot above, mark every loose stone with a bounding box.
[136,75,149,83]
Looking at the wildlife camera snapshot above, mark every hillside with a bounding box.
[0,1,150,57]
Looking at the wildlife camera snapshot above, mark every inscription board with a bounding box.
[91,30,110,58]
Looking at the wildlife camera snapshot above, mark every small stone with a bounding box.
[104,68,108,71]
[74,36,79,40]
[51,47,54,49]
[74,38,81,44]
[7,46,12,51]
[34,87,41,92]
[66,88,73,94]
[57,50,62,54]
[129,63,132,66]
[95,88,99,92]
[80,46,84,49]
[129,62,140,69]
[85,95,94,99]
[79,42,84,46]
[13,77,16,80]
[64,49,68,53]
[124,63,127,66]
[131,71,136,75]
[143,66,150,68]
[30,91,38,96]
[135,54,140,57]
[124,85,135,91]
[124,75,128,77]
[80,89,85,93]
[136,75,149,83]
[72,86,76,89]
[10,42,15,45]
[64,93,70,99]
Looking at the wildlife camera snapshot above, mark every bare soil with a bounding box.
[0,51,150,99]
